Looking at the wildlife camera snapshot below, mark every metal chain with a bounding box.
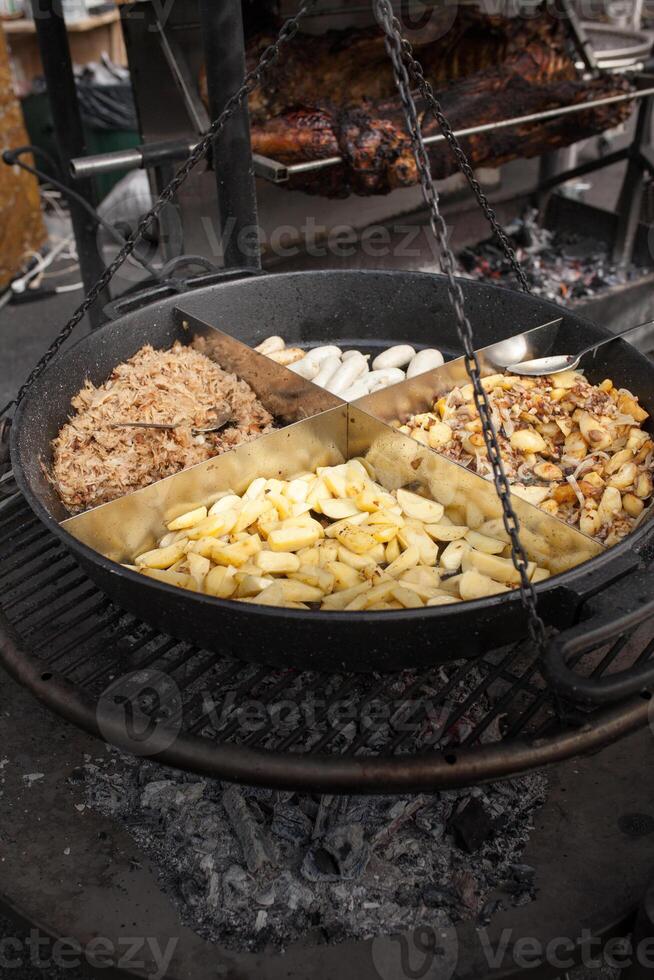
[374,0,547,651]
[399,38,531,293]
[0,0,317,419]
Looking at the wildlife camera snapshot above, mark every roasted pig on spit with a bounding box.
[201,9,634,197]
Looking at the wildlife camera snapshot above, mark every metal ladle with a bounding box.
[111,404,234,436]
[504,320,654,376]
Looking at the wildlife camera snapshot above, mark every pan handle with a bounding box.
[102,263,261,321]
[542,565,654,705]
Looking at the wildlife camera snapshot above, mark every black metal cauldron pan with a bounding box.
[9,269,654,673]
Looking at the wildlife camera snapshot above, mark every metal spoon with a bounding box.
[504,320,654,376]
[111,404,234,435]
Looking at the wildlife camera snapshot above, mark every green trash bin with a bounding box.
[21,80,139,201]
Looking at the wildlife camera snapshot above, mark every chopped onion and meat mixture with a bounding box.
[52,342,274,514]
[396,370,653,545]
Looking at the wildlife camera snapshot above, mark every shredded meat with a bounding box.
[51,342,274,513]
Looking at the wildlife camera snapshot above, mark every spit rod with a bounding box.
[282,84,654,179]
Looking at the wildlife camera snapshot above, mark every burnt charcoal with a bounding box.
[414,805,445,838]
[275,871,315,912]
[510,862,535,883]
[170,799,228,855]
[254,885,276,907]
[396,883,421,906]
[179,872,207,909]
[422,884,458,909]
[222,864,252,900]
[82,693,548,952]
[479,898,504,925]
[303,824,371,882]
[312,794,337,839]
[454,870,481,913]
[460,207,647,302]
[448,797,497,852]
[271,803,313,845]
[458,247,478,272]
[222,786,277,872]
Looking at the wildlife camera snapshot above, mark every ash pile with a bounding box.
[459,208,645,303]
[82,661,547,952]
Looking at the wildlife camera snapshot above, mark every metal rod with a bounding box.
[29,0,108,326]
[535,145,628,195]
[281,86,654,179]
[71,143,287,183]
[198,0,261,270]
[70,140,196,180]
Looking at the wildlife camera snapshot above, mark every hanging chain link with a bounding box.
[374,0,547,651]
[0,0,317,419]
[398,39,531,294]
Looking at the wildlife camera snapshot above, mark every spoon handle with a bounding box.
[583,319,654,358]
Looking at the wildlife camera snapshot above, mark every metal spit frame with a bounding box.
[56,0,654,272]
[68,84,654,182]
[28,0,109,326]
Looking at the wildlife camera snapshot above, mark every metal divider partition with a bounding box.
[61,314,601,584]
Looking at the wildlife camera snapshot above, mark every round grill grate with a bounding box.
[0,472,652,793]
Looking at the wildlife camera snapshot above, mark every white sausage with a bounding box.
[326,353,369,394]
[342,349,370,362]
[340,378,373,402]
[313,355,342,389]
[289,357,319,380]
[255,335,285,355]
[372,345,416,370]
[406,348,445,378]
[366,367,406,389]
[303,345,342,370]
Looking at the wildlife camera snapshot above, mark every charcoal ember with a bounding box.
[179,871,209,910]
[222,787,277,872]
[453,870,481,913]
[271,803,313,844]
[414,805,445,838]
[199,854,222,910]
[312,795,331,840]
[510,863,535,884]
[170,799,228,855]
[479,898,504,925]
[254,885,276,908]
[302,823,371,882]
[81,692,548,951]
[221,864,255,911]
[422,884,458,909]
[460,208,645,302]
[275,871,315,912]
[141,777,206,814]
[479,713,506,744]
[312,794,345,839]
[386,799,411,820]
[140,779,178,812]
[396,883,421,907]
[381,832,423,862]
[447,796,497,852]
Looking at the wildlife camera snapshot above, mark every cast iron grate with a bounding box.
[1,471,653,789]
